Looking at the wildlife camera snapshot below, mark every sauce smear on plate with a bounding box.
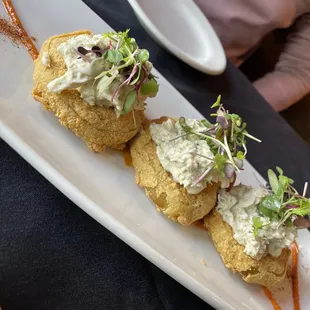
[291,241,300,310]
[263,287,281,310]
[263,241,300,310]
[121,147,133,167]
[0,18,22,45]
[193,219,207,230]
[2,0,38,59]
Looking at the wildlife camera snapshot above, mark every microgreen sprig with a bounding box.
[255,167,310,231]
[76,29,159,115]
[174,95,261,186]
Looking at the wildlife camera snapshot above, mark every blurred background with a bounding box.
[240,30,310,145]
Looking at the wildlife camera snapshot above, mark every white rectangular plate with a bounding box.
[0,1,309,309]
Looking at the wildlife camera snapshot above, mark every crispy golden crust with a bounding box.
[130,120,220,226]
[204,209,291,287]
[32,30,145,152]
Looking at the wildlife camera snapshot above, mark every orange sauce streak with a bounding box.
[193,219,207,231]
[121,147,133,167]
[263,287,282,310]
[3,0,38,59]
[263,241,300,310]
[150,116,169,124]
[291,241,300,310]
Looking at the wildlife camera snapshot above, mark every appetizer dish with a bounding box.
[130,97,260,225]
[2,0,309,307]
[205,168,310,287]
[32,29,159,152]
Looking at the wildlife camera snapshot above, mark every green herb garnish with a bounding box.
[253,217,264,236]
[122,90,136,115]
[174,96,261,186]
[140,79,159,98]
[78,29,159,115]
[104,49,123,65]
[137,49,150,63]
[258,194,282,219]
[255,168,310,232]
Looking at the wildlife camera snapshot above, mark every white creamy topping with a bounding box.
[47,34,146,115]
[41,52,51,67]
[149,119,232,194]
[217,185,297,259]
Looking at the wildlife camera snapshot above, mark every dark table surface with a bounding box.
[1,1,310,309]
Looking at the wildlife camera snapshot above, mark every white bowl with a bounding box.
[127,0,227,75]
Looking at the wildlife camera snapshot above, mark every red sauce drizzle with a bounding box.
[150,116,169,124]
[263,241,300,310]
[120,147,133,167]
[291,241,300,310]
[263,287,282,310]
[3,0,38,59]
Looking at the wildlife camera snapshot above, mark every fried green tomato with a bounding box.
[130,120,220,226]
[32,30,144,152]
[204,209,291,287]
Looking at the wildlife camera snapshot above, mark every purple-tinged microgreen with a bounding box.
[192,165,215,186]
[253,167,310,232]
[111,64,138,102]
[170,152,214,162]
[175,97,260,186]
[75,29,158,114]
[75,47,92,63]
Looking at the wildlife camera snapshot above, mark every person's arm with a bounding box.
[253,14,310,111]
